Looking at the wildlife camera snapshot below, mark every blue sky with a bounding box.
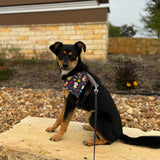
[109,0,149,37]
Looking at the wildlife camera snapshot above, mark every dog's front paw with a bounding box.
[83,140,94,146]
[45,127,55,133]
[50,134,61,141]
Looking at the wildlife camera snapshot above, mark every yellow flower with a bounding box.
[77,79,81,83]
[133,81,138,87]
[126,82,131,87]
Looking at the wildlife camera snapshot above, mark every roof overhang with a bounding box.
[0,1,109,14]
[0,0,109,25]
[0,0,109,7]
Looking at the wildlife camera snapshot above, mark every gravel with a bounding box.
[0,87,159,133]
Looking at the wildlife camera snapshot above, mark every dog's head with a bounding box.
[49,41,86,76]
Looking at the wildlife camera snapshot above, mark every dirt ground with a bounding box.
[0,53,160,94]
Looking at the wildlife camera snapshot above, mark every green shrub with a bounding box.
[0,62,13,81]
[114,59,138,90]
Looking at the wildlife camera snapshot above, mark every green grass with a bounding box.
[14,80,22,86]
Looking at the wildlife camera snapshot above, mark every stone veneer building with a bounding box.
[0,0,109,62]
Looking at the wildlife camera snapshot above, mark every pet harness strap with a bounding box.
[77,84,93,108]
[77,73,98,109]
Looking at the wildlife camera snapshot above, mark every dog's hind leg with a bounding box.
[83,131,108,146]
[83,111,109,146]
[82,124,94,131]
[82,110,95,131]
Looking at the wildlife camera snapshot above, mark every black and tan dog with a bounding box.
[46,41,160,148]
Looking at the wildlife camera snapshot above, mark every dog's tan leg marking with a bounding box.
[82,124,94,131]
[46,106,65,132]
[50,108,75,141]
[49,89,75,141]
[83,130,108,146]
[46,89,69,132]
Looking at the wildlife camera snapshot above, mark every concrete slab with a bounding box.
[0,116,160,160]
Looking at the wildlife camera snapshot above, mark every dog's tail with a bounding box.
[119,133,160,148]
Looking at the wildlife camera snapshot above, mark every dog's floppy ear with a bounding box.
[49,42,63,55]
[74,41,86,53]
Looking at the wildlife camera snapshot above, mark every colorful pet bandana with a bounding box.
[64,71,88,98]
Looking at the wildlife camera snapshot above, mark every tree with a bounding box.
[141,0,160,39]
[109,23,121,37]
[120,24,137,37]
[109,23,137,37]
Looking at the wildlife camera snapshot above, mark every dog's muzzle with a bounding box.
[63,61,69,69]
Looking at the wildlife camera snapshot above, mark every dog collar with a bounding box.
[63,71,88,98]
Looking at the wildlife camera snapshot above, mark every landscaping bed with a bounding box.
[0,54,160,93]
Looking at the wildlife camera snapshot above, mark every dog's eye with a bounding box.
[70,55,76,61]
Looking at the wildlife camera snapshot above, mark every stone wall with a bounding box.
[109,37,160,55]
[0,22,108,62]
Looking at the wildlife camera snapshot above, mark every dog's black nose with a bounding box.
[63,62,69,68]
